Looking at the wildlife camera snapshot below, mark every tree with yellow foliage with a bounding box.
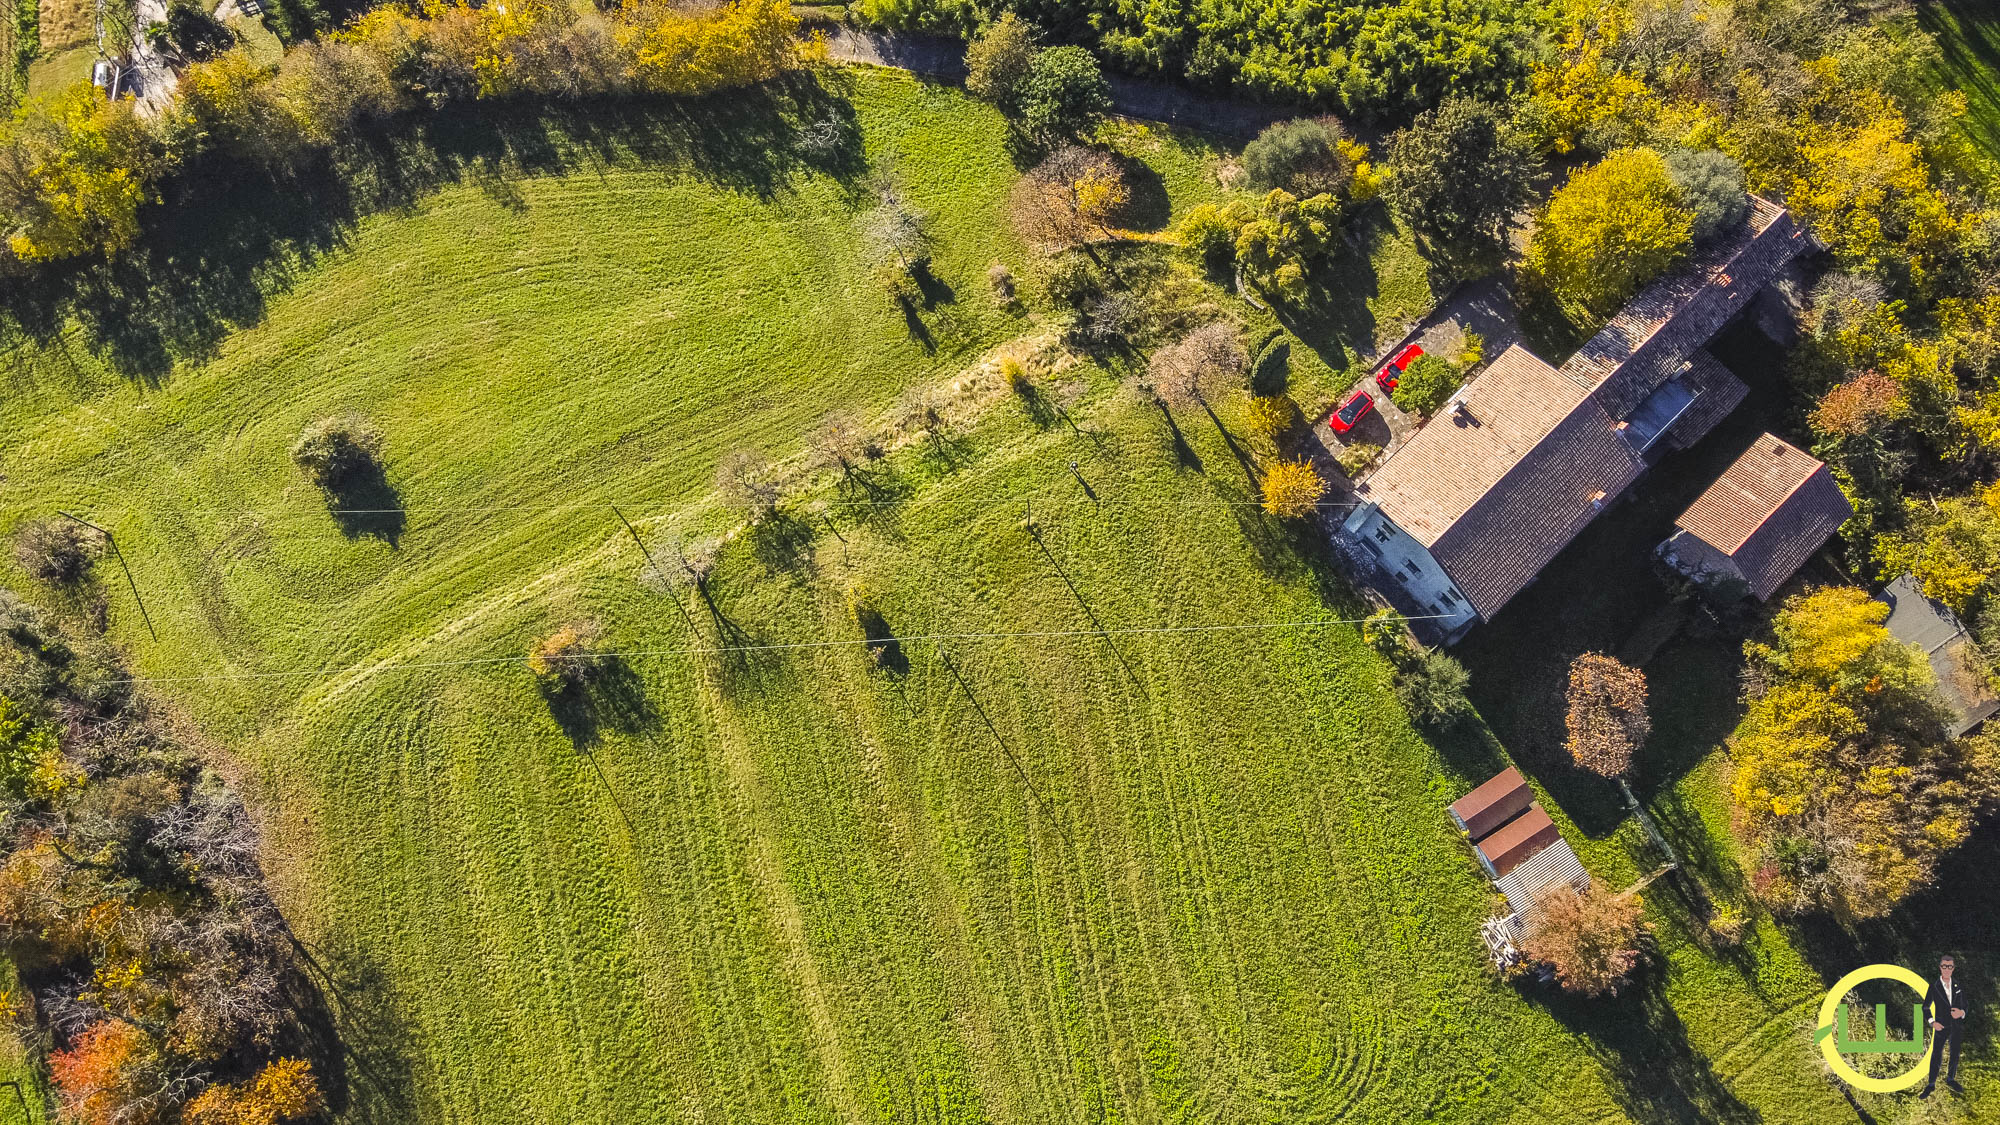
[1008,145,1128,249]
[1731,587,1998,919]
[182,1058,322,1125]
[1525,148,1693,322]
[1260,459,1326,519]
[0,88,161,263]
[1874,489,2000,616]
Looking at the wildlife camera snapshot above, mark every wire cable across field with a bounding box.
[100,613,1450,687]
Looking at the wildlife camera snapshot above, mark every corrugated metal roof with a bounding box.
[1494,839,1591,918]
[1877,575,2000,737]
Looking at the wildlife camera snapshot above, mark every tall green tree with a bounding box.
[1385,96,1538,266]
[964,12,1038,111]
[1016,46,1110,143]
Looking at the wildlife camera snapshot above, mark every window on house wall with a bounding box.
[1427,603,1443,615]
[1360,538,1383,558]
[1394,570,1410,584]
[1374,525,1392,543]
[1440,590,1458,607]
[1403,561,1422,580]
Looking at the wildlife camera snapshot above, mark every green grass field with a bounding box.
[0,66,1989,1124]
[1914,0,2000,188]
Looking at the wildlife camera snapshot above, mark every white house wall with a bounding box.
[1342,503,1482,634]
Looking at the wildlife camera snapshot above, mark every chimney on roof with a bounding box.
[1590,490,1607,510]
[1451,399,1472,422]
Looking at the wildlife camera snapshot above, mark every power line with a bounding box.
[98,613,1448,687]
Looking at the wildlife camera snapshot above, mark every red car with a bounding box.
[1329,388,1374,434]
[1375,343,1425,391]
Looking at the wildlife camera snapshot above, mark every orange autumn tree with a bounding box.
[183,1058,322,1125]
[50,1021,154,1125]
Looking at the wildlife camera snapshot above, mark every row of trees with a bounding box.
[0,0,818,266]
[0,571,327,1124]
[860,0,1544,120]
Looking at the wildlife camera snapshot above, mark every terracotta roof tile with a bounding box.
[1676,435,1852,601]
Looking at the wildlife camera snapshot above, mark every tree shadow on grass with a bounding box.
[1107,152,1172,233]
[854,601,909,677]
[1271,208,1396,370]
[323,462,407,547]
[541,657,659,750]
[1531,971,1759,1124]
[283,940,426,1125]
[1,75,863,382]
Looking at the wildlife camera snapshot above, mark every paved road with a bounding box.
[823,27,1293,139]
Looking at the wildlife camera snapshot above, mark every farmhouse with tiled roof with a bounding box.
[1659,435,1852,601]
[1341,196,1809,640]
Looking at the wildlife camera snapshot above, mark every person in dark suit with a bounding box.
[1920,954,1967,1097]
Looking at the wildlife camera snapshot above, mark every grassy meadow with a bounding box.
[0,64,1988,1124]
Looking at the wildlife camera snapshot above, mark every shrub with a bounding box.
[1039,254,1100,310]
[290,415,383,487]
[1526,148,1695,321]
[1248,337,1290,396]
[997,355,1032,395]
[986,262,1017,302]
[1335,442,1381,478]
[1389,353,1462,417]
[1565,653,1649,780]
[848,586,906,673]
[13,519,105,585]
[183,1057,322,1125]
[1016,46,1111,143]
[1665,148,1750,243]
[964,12,1037,110]
[1233,190,1341,304]
[1522,884,1645,997]
[1394,649,1472,730]
[1242,395,1297,445]
[528,620,607,693]
[1260,459,1326,518]
[1705,904,1749,948]
[1175,201,1250,276]
[872,260,922,305]
[1243,118,1354,198]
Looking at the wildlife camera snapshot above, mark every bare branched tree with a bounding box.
[895,386,953,455]
[1147,321,1248,408]
[715,448,781,524]
[811,411,870,486]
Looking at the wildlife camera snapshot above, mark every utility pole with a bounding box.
[611,505,698,635]
[57,512,156,641]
